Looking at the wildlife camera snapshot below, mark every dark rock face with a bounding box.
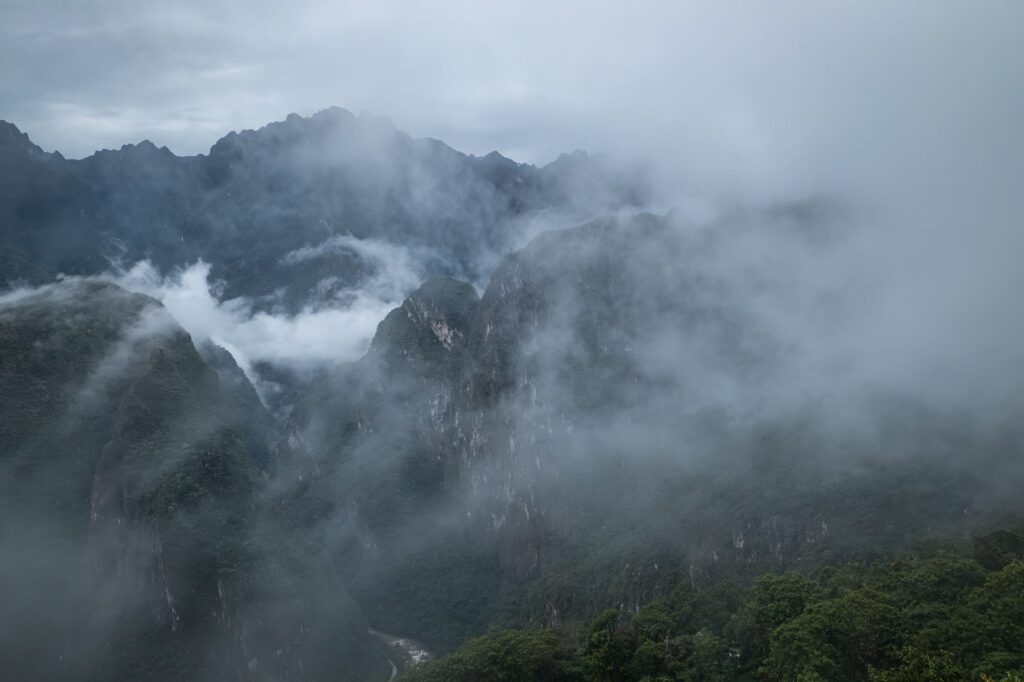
[284,277,481,545]
[0,280,386,681]
[287,211,1024,649]
[0,110,648,310]
[371,276,480,371]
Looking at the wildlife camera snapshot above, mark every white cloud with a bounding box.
[111,236,428,376]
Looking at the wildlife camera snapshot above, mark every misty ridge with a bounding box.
[1,96,1023,682]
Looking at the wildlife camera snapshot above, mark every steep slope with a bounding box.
[444,211,1023,619]
[0,280,388,681]
[288,210,1024,652]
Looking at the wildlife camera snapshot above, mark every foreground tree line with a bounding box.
[398,529,1024,681]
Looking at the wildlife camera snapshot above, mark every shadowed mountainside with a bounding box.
[283,211,1024,652]
[0,280,389,681]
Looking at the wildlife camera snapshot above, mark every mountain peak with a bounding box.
[310,105,356,123]
[208,106,398,159]
[409,275,479,305]
[117,139,174,157]
[371,276,480,365]
[0,120,47,157]
[550,149,590,164]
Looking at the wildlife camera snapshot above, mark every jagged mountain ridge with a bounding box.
[0,109,648,310]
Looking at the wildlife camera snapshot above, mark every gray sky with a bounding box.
[2,0,1023,418]
[2,1,1022,201]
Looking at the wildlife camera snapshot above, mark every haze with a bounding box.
[2,3,1024,679]
[0,3,1016,193]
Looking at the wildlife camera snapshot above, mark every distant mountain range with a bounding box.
[0,108,648,310]
[1,110,1022,681]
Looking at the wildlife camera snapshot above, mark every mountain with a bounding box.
[284,210,1024,653]
[0,280,389,680]
[3,112,1022,680]
[0,109,648,311]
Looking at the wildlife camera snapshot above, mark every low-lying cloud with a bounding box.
[109,235,434,377]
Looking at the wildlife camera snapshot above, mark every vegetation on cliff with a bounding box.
[401,529,1024,681]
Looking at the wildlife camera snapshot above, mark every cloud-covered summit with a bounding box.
[0,109,650,395]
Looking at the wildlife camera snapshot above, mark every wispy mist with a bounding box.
[2,3,1024,675]
[107,233,433,374]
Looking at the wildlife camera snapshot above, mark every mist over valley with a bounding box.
[2,3,1023,680]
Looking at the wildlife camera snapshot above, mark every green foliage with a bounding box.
[403,531,1024,682]
[751,573,820,656]
[585,609,633,681]
[399,629,584,682]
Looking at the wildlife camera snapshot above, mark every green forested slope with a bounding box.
[401,529,1024,682]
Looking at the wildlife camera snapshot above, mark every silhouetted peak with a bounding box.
[208,106,401,159]
[311,105,356,123]
[478,150,520,168]
[0,120,47,157]
[115,139,174,157]
[546,149,591,167]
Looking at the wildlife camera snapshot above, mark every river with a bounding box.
[369,628,433,681]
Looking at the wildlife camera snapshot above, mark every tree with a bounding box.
[586,609,634,681]
[750,573,819,657]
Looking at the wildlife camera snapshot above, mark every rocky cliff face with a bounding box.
[282,275,481,547]
[287,211,1024,649]
[0,280,388,681]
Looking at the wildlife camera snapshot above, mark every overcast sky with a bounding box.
[1,1,1022,202]
[2,0,1023,415]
